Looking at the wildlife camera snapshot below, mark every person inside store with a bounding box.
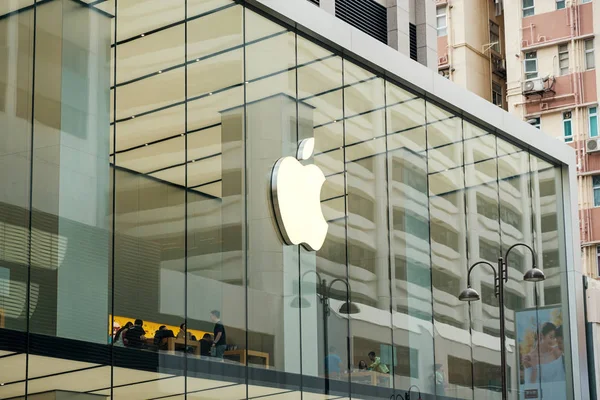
[154,325,175,350]
[200,333,213,357]
[367,351,389,373]
[324,347,343,377]
[113,321,133,347]
[177,322,196,341]
[125,319,147,349]
[176,322,197,353]
[358,360,368,370]
[210,310,227,358]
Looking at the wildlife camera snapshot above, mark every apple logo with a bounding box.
[270,138,328,251]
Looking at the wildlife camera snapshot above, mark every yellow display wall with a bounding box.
[110,316,210,340]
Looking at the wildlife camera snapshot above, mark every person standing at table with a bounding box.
[210,310,227,358]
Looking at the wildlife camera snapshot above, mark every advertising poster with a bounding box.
[515,306,566,400]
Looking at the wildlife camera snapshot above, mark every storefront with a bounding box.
[0,0,587,399]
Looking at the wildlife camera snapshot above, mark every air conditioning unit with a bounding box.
[586,138,600,153]
[522,78,545,94]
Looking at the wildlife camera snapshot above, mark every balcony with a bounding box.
[521,2,593,50]
[524,71,597,115]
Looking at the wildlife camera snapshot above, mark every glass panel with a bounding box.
[113,0,185,397]
[297,35,348,398]
[185,0,246,390]
[244,9,300,396]
[497,144,536,399]
[0,3,33,398]
[529,156,572,400]
[387,83,434,396]
[345,62,392,397]
[464,124,503,397]
[428,102,470,399]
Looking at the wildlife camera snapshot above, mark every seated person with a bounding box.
[177,323,196,341]
[125,319,146,349]
[154,325,175,350]
[200,333,213,357]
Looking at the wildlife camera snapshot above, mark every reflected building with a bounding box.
[0,0,588,399]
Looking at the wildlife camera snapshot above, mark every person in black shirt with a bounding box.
[210,310,227,358]
[125,319,146,349]
[154,325,174,350]
[200,333,213,357]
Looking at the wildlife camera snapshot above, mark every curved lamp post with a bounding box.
[291,270,359,392]
[389,384,422,400]
[458,243,545,400]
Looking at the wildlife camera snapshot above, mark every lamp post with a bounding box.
[291,270,359,391]
[458,243,545,400]
[390,385,422,400]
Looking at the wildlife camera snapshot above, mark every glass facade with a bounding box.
[0,1,577,399]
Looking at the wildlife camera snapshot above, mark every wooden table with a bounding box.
[145,337,200,355]
[224,349,270,368]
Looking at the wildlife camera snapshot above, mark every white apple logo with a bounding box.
[270,138,328,251]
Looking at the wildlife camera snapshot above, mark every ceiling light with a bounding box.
[209,92,213,96]
[131,116,135,119]
[158,70,162,74]
[141,33,145,37]
[144,143,148,146]
[196,58,200,62]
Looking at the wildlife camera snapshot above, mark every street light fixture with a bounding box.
[291,270,359,391]
[458,243,545,400]
[390,385,422,400]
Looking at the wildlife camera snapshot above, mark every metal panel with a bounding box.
[335,0,386,44]
[409,23,417,61]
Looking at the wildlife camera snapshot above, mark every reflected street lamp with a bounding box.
[458,243,545,400]
[391,384,422,400]
[291,270,359,390]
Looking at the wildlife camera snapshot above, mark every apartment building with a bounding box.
[435,0,508,109]
[503,0,600,277]
[437,0,600,279]
[312,0,438,69]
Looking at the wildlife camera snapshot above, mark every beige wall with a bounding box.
[442,0,506,104]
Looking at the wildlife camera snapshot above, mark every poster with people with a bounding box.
[516,306,566,400]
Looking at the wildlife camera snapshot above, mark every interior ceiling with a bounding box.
[0,352,352,400]
[1,0,476,204]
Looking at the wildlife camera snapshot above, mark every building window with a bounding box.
[524,51,538,80]
[492,82,503,107]
[597,246,600,276]
[490,21,500,53]
[558,44,569,75]
[582,0,592,3]
[590,106,599,138]
[556,0,566,9]
[528,117,541,129]
[593,176,600,207]
[523,0,534,17]
[585,39,595,70]
[437,6,447,36]
[563,111,573,142]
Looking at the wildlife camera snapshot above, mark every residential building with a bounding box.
[501,0,600,282]
[0,0,590,399]
[435,0,508,109]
